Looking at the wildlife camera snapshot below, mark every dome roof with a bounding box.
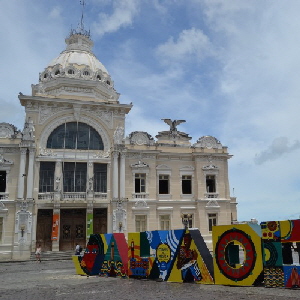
[32,30,119,102]
[47,51,108,74]
[47,32,108,74]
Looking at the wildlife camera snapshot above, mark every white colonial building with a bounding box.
[0,26,237,260]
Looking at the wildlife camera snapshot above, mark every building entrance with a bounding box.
[59,209,86,251]
[93,208,107,234]
[36,209,53,251]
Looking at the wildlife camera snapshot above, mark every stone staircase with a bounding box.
[30,250,75,261]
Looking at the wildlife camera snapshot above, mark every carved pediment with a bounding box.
[0,123,18,138]
[135,199,148,207]
[179,165,195,171]
[202,164,218,170]
[128,131,154,146]
[156,164,171,170]
[131,161,149,168]
[206,199,220,208]
[194,136,223,149]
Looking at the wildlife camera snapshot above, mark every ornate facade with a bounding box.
[0,28,237,260]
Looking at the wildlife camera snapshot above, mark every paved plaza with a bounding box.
[0,259,299,300]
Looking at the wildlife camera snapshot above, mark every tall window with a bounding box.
[206,175,216,193]
[182,175,192,194]
[208,213,217,232]
[0,171,6,193]
[159,175,169,194]
[135,173,146,193]
[135,215,147,232]
[94,163,107,193]
[39,162,55,192]
[63,162,87,192]
[160,215,170,230]
[0,217,3,242]
[47,122,104,150]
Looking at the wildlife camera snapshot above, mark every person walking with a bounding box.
[75,243,81,255]
[35,244,42,263]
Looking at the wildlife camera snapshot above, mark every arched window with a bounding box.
[47,122,104,150]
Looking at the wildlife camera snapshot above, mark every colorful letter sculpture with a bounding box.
[168,229,214,284]
[73,218,300,290]
[100,233,128,278]
[73,233,110,276]
[73,229,214,284]
[261,220,300,288]
[128,231,153,279]
[212,223,263,286]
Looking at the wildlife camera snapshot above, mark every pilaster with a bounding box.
[112,151,119,199]
[26,148,35,200]
[120,151,126,199]
[17,148,27,200]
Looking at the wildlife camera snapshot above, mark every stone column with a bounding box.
[52,202,60,251]
[87,161,94,196]
[86,201,93,242]
[106,162,111,199]
[17,148,27,200]
[112,151,119,199]
[54,160,62,201]
[120,152,126,199]
[107,204,113,233]
[26,149,35,200]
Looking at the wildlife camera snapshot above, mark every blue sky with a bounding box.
[1,0,300,223]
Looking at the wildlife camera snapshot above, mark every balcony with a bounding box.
[132,193,149,199]
[38,193,54,201]
[94,193,107,200]
[204,192,219,199]
[38,192,107,202]
[0,193,9,200]
[62,193,86,201]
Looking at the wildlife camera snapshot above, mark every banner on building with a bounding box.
[51,214,59,241]
[87,213,93,238]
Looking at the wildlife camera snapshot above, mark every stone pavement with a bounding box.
[0,260,299,300]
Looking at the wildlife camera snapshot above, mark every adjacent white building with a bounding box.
[0,27,237,260]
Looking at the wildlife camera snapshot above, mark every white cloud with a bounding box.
[93,0,140,36]
[156,28,213,65]
[255,137,300,165]
[49,6,62,19]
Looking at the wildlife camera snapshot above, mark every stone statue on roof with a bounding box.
[162,119,186,132]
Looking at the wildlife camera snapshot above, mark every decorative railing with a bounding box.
[38,193,54,201]
[94,193,107,200]
[62,193,86,201]
[0,193,9,200]
[132,193,149,199]
[37,192,108,201]
[204,192,219,199]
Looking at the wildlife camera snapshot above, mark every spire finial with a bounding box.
[69,0,90,38]
[80,0,85,32]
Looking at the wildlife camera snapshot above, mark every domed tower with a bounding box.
[17,24,132,253]
[32,29,119,103]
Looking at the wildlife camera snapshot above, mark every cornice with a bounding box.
[18,94,132,112]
